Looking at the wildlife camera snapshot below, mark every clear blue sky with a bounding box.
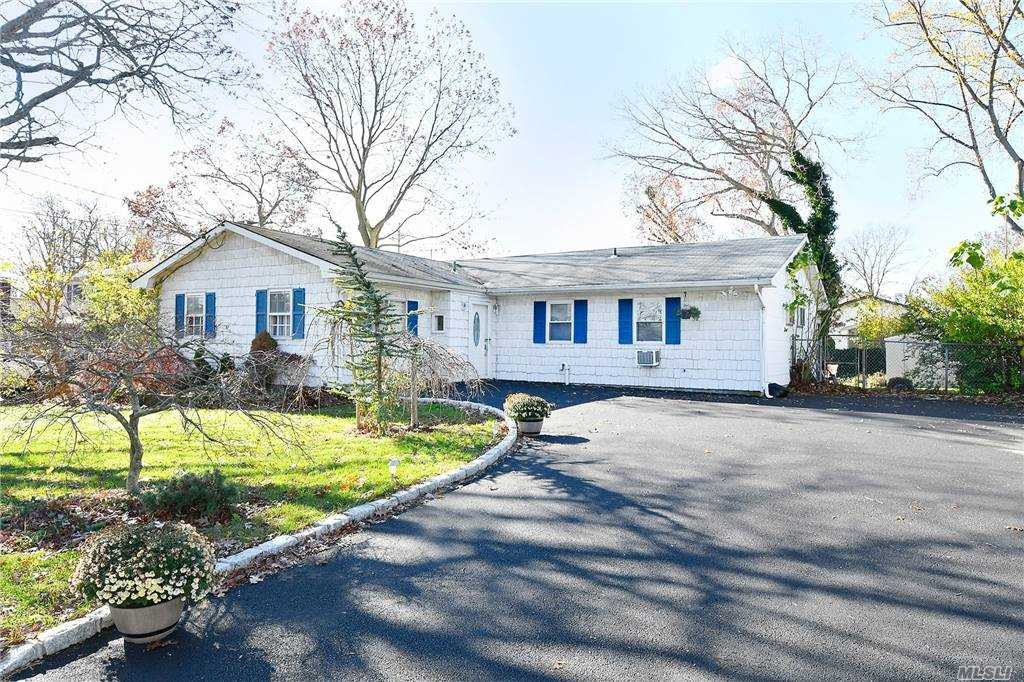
[1,1,998,293]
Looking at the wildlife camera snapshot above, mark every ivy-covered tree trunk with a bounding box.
[759,150,843,381]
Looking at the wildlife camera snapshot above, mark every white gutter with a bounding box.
[754,283,770,398]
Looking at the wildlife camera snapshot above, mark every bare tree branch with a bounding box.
[617,34,855,242]
[867,0,1024,233]
[265,1,513,251]
[0,0,247,169]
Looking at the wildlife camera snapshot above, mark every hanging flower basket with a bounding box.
[678,305,702,320]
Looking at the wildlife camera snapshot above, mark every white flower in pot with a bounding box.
[71,521,216,644]
[503,393,553,436]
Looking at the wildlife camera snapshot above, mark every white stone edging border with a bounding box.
[0,398,516,679]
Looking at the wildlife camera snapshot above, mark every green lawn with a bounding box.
[0,403,499,646]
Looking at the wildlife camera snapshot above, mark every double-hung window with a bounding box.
[635,298,664,342]
[787,305,807,328]
[269,290,292,338]
[184,293,205,337]
[548,301,572,342]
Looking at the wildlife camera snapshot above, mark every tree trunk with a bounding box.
[409,355,418,428]
[124,415,145,493]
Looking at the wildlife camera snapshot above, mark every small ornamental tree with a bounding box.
[325,231,409,434]
[0,311,304,492]
[322,229,479,432]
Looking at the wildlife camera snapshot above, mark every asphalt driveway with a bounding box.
[18,383,1024,680]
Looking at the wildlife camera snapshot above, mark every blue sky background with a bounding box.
[0,1,1002,295]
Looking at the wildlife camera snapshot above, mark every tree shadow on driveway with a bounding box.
[18,389,1024,681]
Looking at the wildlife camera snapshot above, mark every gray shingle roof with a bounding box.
[238,224,805,292]
[458,236,806,290]
[240,224,483,289]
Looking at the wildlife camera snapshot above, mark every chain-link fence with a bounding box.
[793,334,1024,395]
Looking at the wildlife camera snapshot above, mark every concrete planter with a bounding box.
[109,598,182,644]
[517,419,544,436]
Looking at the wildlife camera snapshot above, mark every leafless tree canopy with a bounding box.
[13,196,138,326]
[20,195,135,274]
[867,0,1024,233]
[125,118,318,254]
[839,224,910,297]
[266,0,514,251]
[627,176,717,244]
[618,35,853,240]
[0,0,245,167]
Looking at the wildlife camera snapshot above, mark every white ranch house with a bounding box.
[133,222,818,396]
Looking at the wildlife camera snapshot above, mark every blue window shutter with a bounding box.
[174,294,185,338]
[406,299,418,336]
[292,287,306,340]
[618,299,633,344]
[573,299,588,344]
[204,292,216,338]
[665,297,681,345]
[533,301,546,343]
[255,289,268,335]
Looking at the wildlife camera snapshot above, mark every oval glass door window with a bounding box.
[473,312,481,346]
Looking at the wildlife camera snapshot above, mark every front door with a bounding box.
[469,303,489,377]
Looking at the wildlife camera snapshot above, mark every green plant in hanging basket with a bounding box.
[678,305,701,320]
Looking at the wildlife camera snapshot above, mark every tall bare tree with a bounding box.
[617,35,853,240]
[840,224,910,297]
[867,0,1024,234]
[1,0,246,168]
[266,0,513,250]
[16,196,137,328]
[126,118,318,253]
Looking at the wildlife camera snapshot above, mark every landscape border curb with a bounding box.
[0,398,516,679]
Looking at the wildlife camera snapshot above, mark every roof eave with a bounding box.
[486,278,774,295]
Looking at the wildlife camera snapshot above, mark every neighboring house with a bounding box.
[831,294,907,349]
[133,222,817,396]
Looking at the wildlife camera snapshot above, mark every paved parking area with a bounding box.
[20,383,1024,680]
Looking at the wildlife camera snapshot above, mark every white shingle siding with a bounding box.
[492,290,764,393]
[149,227,816,395]
[157,232,442,386]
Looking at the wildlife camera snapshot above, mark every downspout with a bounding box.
[754,284,769,397]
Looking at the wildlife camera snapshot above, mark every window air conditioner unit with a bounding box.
[636,349,661,367]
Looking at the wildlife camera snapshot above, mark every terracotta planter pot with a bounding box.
[109,597,183,644]
[517,419,544,436]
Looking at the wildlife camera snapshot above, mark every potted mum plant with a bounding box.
[504,393,553,436]
[71,522,216,644]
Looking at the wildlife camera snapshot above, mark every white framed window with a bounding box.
[787,305,807,328]
[268,289,292,338]
[433,314,445,332]
[635,298,664,343]
[184,293,205,337]
[548,301,572,342]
